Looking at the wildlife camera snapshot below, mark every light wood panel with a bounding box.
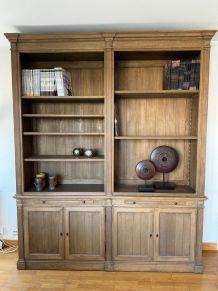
[23,207,64,260]
[115,97,197,136]
[115,60,165,91]
[31,135,104,155]
[155,208,196,262]
[65,207,105,260]
[112,207,153,261]
[32,161,104,185]
[23,101,104,115]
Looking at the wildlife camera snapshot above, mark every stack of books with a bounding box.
[22,67,73,96]
[164,60,200,90]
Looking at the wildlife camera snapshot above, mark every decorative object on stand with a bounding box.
[72,148,84,157]
[48,175,57,191]
[135,160,156,192]
[150,145,179,190]
[84,149,96,158]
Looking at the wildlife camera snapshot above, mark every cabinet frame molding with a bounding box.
[5,30,216,272]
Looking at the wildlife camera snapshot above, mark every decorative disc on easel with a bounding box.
[150,146,179,173]
[135,160,156,180]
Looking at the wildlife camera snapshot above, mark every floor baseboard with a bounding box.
[202,243,217,251]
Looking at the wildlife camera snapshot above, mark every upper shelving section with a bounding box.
[19,50,106,193]
[114,50,201,93]
[20,51,105,98]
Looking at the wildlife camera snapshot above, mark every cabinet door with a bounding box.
[24,207,64,260]
[65,207,105,261]
[112,207,154,261]
[155,208,196,262]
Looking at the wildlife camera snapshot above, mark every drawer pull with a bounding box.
[60,232,63,236]
[174,202,178,205]
[156,234,159,238]
[66,232,69,236]
[150,234,153,238]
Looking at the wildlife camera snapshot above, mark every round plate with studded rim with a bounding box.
[135,160,156,180]
[150,145,179,173]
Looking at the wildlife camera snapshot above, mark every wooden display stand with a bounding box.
[5,30,215,272]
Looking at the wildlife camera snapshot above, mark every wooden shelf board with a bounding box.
[115,136,197,140]
[114,184,195,196]
[22,114,104,118]
[22,96,105,102]
[25,184,104,194]
[23,132,105,136]
[114,90,199,98]
[24,155,104,162]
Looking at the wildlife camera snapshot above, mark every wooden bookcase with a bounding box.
[5,31,215,272]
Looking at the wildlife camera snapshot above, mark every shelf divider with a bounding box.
[24,155,104,162]
[23,132,105,136]
[115,136,197,140]
[22,114,104,118]
[114,90,199,98]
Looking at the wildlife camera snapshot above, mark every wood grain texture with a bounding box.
[23,207,64,260]
[65,207,105,261]
[112,207,153,261]
[6,30,215,272]
[1,251,218,289]
[155,208,196,262]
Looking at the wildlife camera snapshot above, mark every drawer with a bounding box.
[113,199,197,208]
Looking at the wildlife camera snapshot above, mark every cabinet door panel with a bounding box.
[24,207,64,260]
[155,208,196,262]
[65,207,105,260]
[112,207,153,261]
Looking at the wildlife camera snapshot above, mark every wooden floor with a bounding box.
[0,252,218,291]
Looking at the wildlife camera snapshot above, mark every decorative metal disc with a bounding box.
[135,160,156,180]
[150,145,179,173]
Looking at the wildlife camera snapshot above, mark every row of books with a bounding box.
[164,60,200,90]
[22,68,73,96]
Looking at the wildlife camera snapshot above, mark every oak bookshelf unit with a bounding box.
[6,31,215,272]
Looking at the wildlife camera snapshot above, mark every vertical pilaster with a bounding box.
[196,46,211,194]
[104,36,115,270]
[104,36,115,195]
[10,37,23,194]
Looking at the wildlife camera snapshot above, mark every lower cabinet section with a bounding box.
[23,206,105,262]
[112,207,154,261]
[155,208,196,262]
[65,207,105,261]
[20,198,203,272]
[23,207,64,260]
[112,207,196,263]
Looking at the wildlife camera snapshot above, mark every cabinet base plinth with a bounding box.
[20,259,201,272]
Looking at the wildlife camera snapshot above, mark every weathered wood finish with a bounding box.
[112,207,154,261]
[65,206,105,261]
[5,30,215,272]
[23,207,64,260]
[154,208,196,262]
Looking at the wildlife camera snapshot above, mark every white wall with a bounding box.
[204,40,218,243]
[0,34,218,242]
[0,45,16,239]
